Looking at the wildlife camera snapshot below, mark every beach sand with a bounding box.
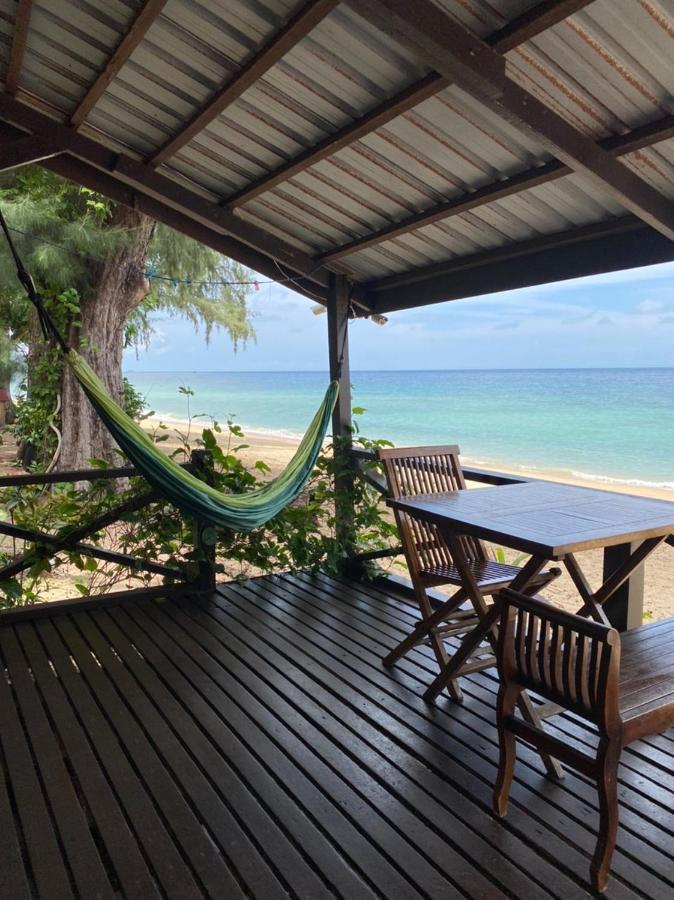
[141,416,674,622]
[2,417,672,620]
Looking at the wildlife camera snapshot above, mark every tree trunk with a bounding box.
[58,207,154,471]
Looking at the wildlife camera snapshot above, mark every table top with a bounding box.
[391,481,674,559]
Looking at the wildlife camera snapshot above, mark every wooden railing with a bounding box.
[0,450,216,609]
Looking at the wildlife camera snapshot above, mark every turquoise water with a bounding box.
[124,369,674,489]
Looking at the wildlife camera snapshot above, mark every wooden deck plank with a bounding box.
[90,606,339,900]
[53,614,233,899]
[222,576,667,898]
[0,627,115,900]
[0,697,31,900]
[0,631,74,900]
[158,597,512,899]
[72,611,254,899]
[15,621,162,900]
[0,572,672,899]
[276,573,674,894]
[111,603,386,899]
[175,589,568,899]
[36,617,203,900]
[128,601,449,898]
[323,574,674,839]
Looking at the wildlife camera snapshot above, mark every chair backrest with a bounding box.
[496,588,621,731]
[377,445,467,497]
[377,445,484,573]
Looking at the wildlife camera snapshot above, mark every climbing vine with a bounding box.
[0,412,398,608]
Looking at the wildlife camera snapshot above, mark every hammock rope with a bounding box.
[0,207,339,532]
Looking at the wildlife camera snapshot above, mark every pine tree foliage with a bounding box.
[0,167,255,351]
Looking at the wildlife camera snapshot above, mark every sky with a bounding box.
[123,260,674,373]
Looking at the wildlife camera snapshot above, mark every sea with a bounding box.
[124,368,674,492]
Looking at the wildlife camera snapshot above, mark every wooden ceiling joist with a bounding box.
[70,0,169,128]
[223,0,595,210]
[345,0,674,244]
[0,95,333,292]
[4,0,33,96]
[0,121,328,304]
[0,134,61,171]
[367,216,674,313]
[148,0,339,167]
[486,0,594,51]
[319,113,674,262]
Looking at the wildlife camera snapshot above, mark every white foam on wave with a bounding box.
[147,413,305,442]
[570,470,674,492]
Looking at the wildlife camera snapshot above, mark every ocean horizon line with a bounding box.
[125,365,674,375]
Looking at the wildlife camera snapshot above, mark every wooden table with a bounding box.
[392,481,674,733]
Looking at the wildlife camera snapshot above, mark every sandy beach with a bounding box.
[1,416,671,619]
[142,416,674,622]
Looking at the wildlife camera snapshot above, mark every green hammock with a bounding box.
[0,208,338,532]
[70,349,338,531]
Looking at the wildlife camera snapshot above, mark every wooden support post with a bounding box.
[190,449,217,593]
[602,543,645,632]
[326,273,356,568]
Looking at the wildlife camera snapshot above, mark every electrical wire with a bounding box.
[3,223,324,291]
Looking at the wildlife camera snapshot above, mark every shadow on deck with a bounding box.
[1,573,672,899]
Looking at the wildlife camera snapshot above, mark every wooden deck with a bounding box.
[1,573,672,899]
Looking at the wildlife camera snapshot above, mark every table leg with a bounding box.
[423,542,565,779]
[566,537,665,625]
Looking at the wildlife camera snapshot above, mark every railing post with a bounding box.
[602,542,645,631]
[326,273,357,568]
[190,449,217,593]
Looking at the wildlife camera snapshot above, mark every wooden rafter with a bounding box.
[47,155,327,304]
[224,0,595,209]
[319,113,674,262]
[4,0,33,96]
[366,217,674,313]
[0,97,333,292]
[70,0,169,128]
[486,0,594,50]
[148,0,339,167]
[0,134,61,171]
[0,122,330,304]
[345,0,674,243]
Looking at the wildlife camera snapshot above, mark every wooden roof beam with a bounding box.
[4,0,33,96]
[0,95,334,292]
[148,0,339,167]
[0,123,328,304]
[345,0,674,244]
[224,0,595,209]
[366,217,674,313]
[319,113,674,262]
[0,134,62,171]
[70,0,169,128]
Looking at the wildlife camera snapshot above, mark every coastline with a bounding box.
[142,414,674,622]
[142,415,674,502]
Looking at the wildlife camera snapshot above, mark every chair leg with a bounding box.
[590,737,621,894]
[383,587,467,667]
[390,580,465,701]
[493,682,521,818]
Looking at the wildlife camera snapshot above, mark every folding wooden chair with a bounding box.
[377,445,559,701]
[493,589,674,893]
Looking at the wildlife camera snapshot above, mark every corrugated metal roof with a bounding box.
[2,0,673,286]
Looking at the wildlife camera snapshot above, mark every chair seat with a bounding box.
[421,559,529,589]
[619,619,674,737]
